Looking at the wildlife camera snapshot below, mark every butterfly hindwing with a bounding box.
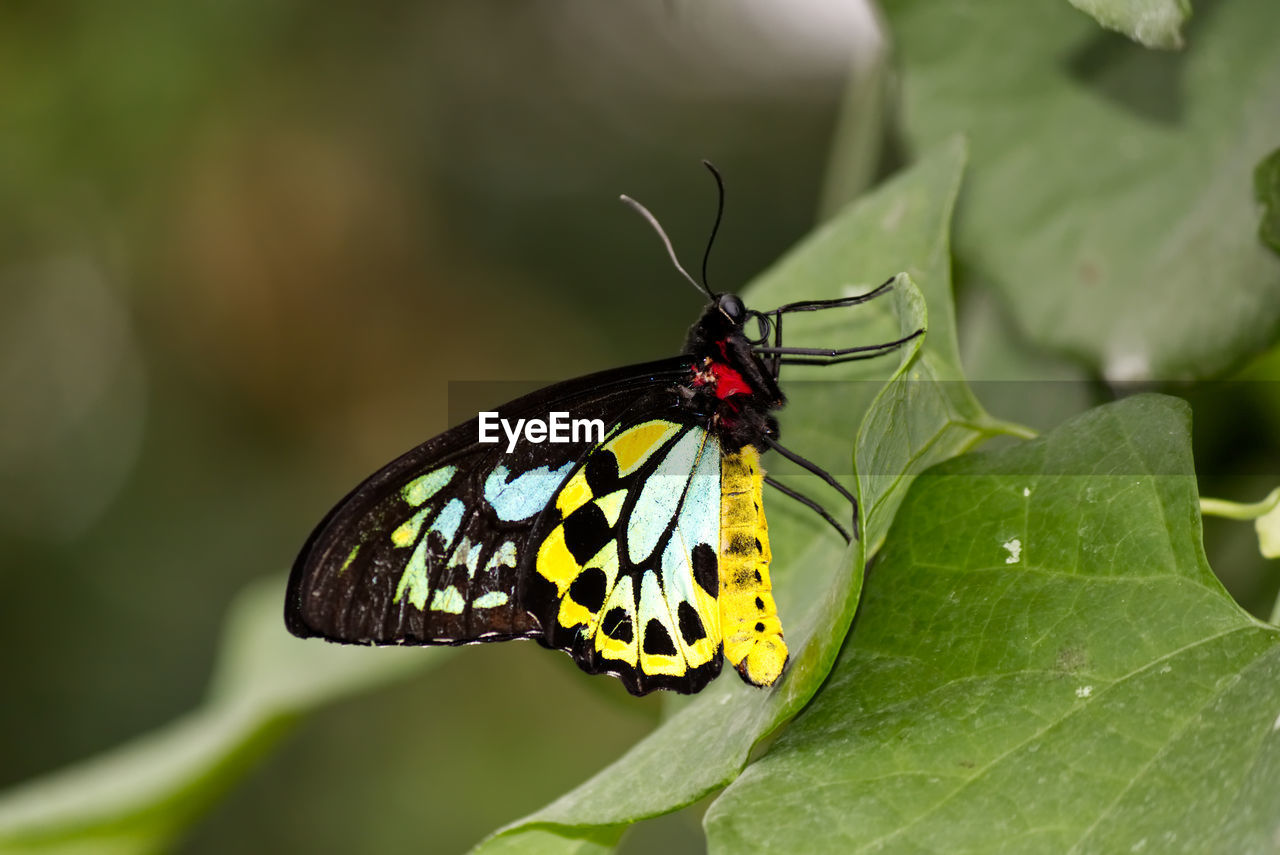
[525,419,727,694]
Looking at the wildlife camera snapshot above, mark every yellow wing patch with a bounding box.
[554,467,594,518]
[535,525,580,594]
[606,420,682,476]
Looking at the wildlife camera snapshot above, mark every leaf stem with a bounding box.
[1199,489,1280,521]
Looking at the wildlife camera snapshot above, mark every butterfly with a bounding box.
[285,168,919,695]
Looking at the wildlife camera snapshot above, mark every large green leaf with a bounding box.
[0,577,433,855]
[883,0,1280,380]
[472,139,1021,853]
[707,394,1280,853]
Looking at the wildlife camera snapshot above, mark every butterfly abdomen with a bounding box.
[718,445,787,687]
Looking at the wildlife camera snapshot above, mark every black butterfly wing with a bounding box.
[285,358,695,649]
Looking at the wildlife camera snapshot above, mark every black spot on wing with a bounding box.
[601,606,633,643]
[584,451,620,495]
[563,503,611,564]
[643,619,677,656]
[677,601,707,645]
[568,567,607,613]
[691,543,718,596]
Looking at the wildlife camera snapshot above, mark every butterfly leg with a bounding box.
[756,328,924,366]
[762,435,860,541]
[763,475,851,543]
[769,309,783,382]
[766,275,897,315]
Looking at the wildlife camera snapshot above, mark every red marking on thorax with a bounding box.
[691,343,753,401]
[708,362,751,399]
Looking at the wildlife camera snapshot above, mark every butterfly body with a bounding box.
[287,294,793,695]
[682,295,784,449]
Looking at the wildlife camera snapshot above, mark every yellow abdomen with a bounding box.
[719,445,787,687]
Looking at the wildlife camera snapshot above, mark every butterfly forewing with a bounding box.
[288,438,550,644]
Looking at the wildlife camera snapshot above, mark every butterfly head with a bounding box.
[688,292,747,346]
[690,292,773,351]
[717,293,745,323]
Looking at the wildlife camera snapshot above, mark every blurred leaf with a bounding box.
[472,138,1021,853]
[882,0,1280,380]
[1257,147,1280,256]
[0,577,435,854]
[1258,505,1280,559]
[954,288,1094,433]
[707,395,1280,852]
[819,11,891,215]
[1065,0,1190,49]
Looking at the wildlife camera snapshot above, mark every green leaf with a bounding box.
[1065,0,1190,50]
[0,577,434,855]
[1257,146,1280,256]
[472,827,622,855]
[707,395,1280,853]
[882,0,1280,380]
[953,289,1093,433]
[472,138,1020,853]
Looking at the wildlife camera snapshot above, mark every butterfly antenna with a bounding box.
[620,194,716,301]
[700,160,725,294]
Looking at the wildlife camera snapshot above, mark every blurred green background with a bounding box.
[3,1,1278,853]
